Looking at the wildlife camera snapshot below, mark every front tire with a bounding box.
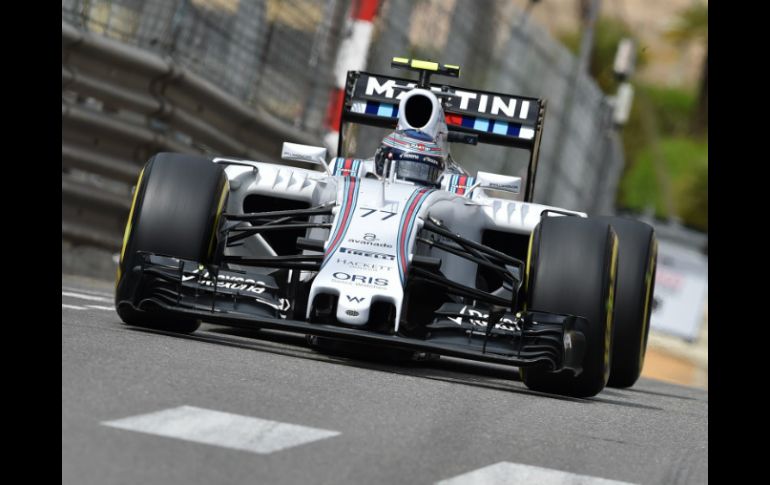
[520,216,618,398]
[115,153,229,333]
[595,216,658,388]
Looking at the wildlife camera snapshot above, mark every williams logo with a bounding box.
[346,295,366,303]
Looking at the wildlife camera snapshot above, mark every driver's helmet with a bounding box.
[374,129,446,186]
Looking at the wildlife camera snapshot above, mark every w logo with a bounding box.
[346,295,365,303]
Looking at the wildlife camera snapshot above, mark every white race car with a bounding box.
[115,58,657,397]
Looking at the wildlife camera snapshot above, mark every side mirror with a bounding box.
[473,171,522,194]
[281,142,330,174]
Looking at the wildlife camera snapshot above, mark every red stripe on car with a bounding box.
[399,189,429,275]
[326,178,357,255]
[457,175,467,195]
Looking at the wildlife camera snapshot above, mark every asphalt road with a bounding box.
[62,274,708,485]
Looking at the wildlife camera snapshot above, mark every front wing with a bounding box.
[117,253,587,373]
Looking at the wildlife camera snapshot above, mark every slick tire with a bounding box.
[519,216,618,398]
[115,153,229,333]
[594,216,658,388]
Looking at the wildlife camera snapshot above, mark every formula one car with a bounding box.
[115,58,657,397]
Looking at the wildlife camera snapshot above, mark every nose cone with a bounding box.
[397,89,443,139]
[335,293,371,325]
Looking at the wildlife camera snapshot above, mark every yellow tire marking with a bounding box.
[638,239,658,372]
[604,233,619,382]
[207,179,230,259]
[523,229,535,311]
[116,167,145,285]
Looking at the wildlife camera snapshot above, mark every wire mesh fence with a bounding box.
[63,0,347,133]
[62,0,623,212]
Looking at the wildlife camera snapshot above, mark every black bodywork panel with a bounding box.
[117,253,587,374]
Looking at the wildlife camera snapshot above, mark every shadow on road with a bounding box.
[127,323,665,409]
[622,386,702,401]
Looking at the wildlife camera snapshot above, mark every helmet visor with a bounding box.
[394,157,442,185]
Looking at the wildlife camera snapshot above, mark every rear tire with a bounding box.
[595,216,658,388]
[519,216,618,398]
[115,153,229,333]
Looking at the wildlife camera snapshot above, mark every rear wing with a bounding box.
[338,70,547,201]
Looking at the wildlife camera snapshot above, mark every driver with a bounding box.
[373,129,446,187]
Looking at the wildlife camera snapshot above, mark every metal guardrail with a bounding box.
[62,19,323,252]
[62,1,626,276]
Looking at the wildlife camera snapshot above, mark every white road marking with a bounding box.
[62,286,112,298]
[62,291,111,303]
[101,405,340,454]
[86,305,114,311]
[62,304,87,310]
[436,462,635,485]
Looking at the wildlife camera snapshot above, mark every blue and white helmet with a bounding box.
[374,129,446,186]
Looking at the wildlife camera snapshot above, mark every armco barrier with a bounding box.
[63,0,626,279]
[62,20,323,255]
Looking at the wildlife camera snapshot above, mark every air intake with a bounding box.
[404,94,433,129]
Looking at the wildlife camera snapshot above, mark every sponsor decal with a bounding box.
[182,269,266,295]
[363,76,531,120]
[283,150,313,162]
[365,77,416,100]
[333,272,389,288]
[347,232,392,248]
[486,182,518,190]
[180,268,290,312]
[336,258,391,272]
[420,156,441,167]
[347,238,394,248]
[384,132,443,155]
[447,306,521,332]
[339,247,395,261]
[346,295,366,303]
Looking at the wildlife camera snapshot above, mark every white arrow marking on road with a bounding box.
[102,405,340,454]
[61,291,111,303]
[436,462,635,485]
